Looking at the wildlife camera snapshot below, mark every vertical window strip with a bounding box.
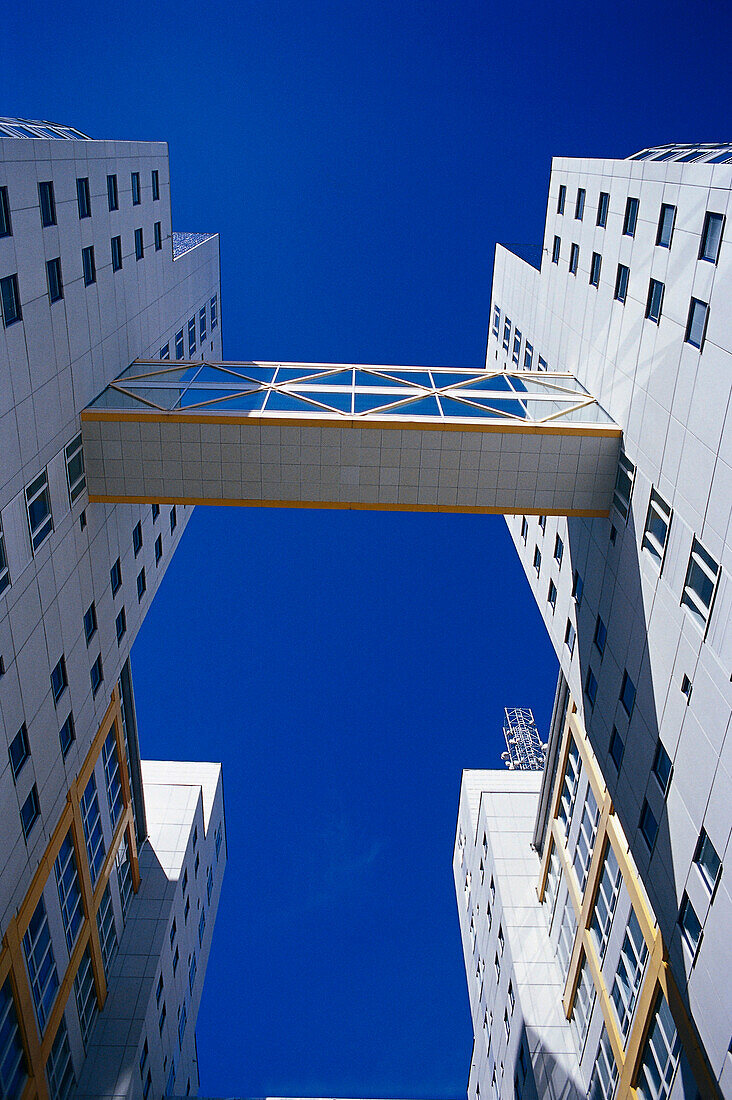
[54,833,84,952]
[611,908,649,1042]
[96,883,118,976]
[102,727,124,828]
[22,897,59,1033]
[0,977,28,1099]
[589,843,622,960]
[45,1015,75,1100]
[572,784,600,893]
[116,833,134,921]
[80,774,106,886]
[73,947,98,1047]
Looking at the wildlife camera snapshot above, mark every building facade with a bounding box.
[0,119,225,1099]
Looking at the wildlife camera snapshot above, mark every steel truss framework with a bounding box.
[501,707,547,771]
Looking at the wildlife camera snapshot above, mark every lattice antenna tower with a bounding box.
[501,707,547,771]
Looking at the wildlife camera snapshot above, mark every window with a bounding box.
[0,518,9,596]
[590,843,622,960]
[154,221,162,250]
[207,865,214,903]
[90,654,103,697]
[575,188,585,220]
[503,1009,510,1040]
[175,329,184,359]
[684,297,708,349]
[609,726,624,770]
[102,726,123,827]
[59,713,75,757]
[502,317,511,350]
[82,245,96,286]
[160,343,170,360]
[152,503,160,521]
[211,293,218,329]
[80,773,106,885]
[0,186,10,237]
[597,191,609,227]
[184,896,190,923]
[1,273,22,326]
[189,951,197,993]
[131,172,141,205]
[564,619,576,655]
[46,257,63,303]
[588,1026,618,1100]
[623,196,639,236]
[178,999,187,1048]
[569,242,579,274]
[699,211,724,263]
[512,329,522,362]
[571,953,595,1049]
[557,184,566,214]
[614,262,630,303]
[65,434,86,504]
[533,546,541,575]
[23,897,59,1031]
[83,602,97,645]
[523,342,533,369]
[159,1000,166,1032]
[652,741,672,794]
[9,724,30,783]
[215,821,223,860]
[170,505,177,533]
[134,227,144,260]
[117,833,133,920]
[682,537,719,628]
[656,204,676,248]
[107,173,118,211]
[39,181,56,227]
[110,558,122,595]
[76,177,91,219]
[553,534,563,566]
[640,799,658,850]
[494,951,500,980]
[573,784,599,891]
[198,909,206,947]
[589,251,602,287]
[594,615,607,656]
[155,534,162,564]
[635,993,681,1100]
[548,579,557,611]
[620,670,636,716]
[74,947,98,1045]
[492,304,500,335]
[140,1038,149,1075]
[611,908,648,1041]
[96,882,118,976]
[538,513,545,532]
[543,844,560,915]
[142,1070,152,1100]
[507,980,514,1013]
[200,305,207,342]
[188,317,196,354]
[613,453,635,520]
[520,517,528,543]
[678,893,701,957]
[571,568,583,607]
[133,521,143,556]
[170,919,177,948]
[645,278,664,322]
[111,234,122,271]
[173,946,179,974]
[538,356,547,371]
[26,470,53,551]
[46,1014,75,1100]
[642,489,671,566]
[152,169,160,200]
[137,568,146,602]
[556,894,577,979]
[558,739,581,832]
[497,923,504,955]
[51,656,68,703]
[693,829,721,895]
[181,868,188,896]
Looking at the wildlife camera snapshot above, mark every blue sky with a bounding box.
[4,1,732,1095]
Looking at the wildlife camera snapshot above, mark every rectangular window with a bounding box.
[0,186,11,237]
[557,184,566,214]
[74,947,98,1046]
[170,505,177,533]
[548,579,557,611]
[51,655,67,703]
[46,1015,75,1100]
[154,221,162,251]
[597,191,609,227]
[76,177,91,219]
[215,821,223,860]
[83,601,97,645]
[553,533,563,566]
[188,317,196,354]
[107,173,118,211]
[645,278,664,322]
[200,305,207,342]
[520,517,528,543]
[175,329,184,359]
[569,242,579,274]
[82,245,96,287]
[155,534,162,564]
[537,355,547,371]
[152,169,160,200]
[552,235,560,263]
[682,537,719,628]
[652,741,672,794]
[207,865,214,903]
[571,568,583,607]
[96,882,118,976]
[211,294,218,328]
[9,723,30,780]
[133,521,143,556]
[512,329,521,364]
[699,211,724,263]
[642,488,671,566]
[656,203,676,248]
[620,670,636,716]
[90,654,103,697]
[556,894,577,980]
[134,227,144,260]
[612,908,648,1041]
[565,618,576,655]
[588,1026,618,1100]
[590,842,622,960]
[575,187,585,220]
[594,615,607,656]
[492,304,500,335]
[65,433,86,504]
[131,172,141,205]
[23,897,59,1031]
[111,234,122,272]
[137,568,146,601]
[589,251,602,287]
[54,832,83,951]
[614,263,630,303]
[110,558,122,595]
[533,546,541,575]
[558,740,581,832]
[678,893,701,957]
[59,712,75,757]
[160,343,170,360]
[543,844,560,916]
[538,514,546,532]
[170,919,177,948]
[609,726,624,770]
[102,726,123,827]
[523,342,533,369]
[178,999,187,1048]
[46,257,63,303]
[640,799,658,851]
[573,784,599,891]
[502,317,511,350]
[623,196,639,236]
[1,273,22,326]
[115,607,126,645]
[570,953,595,1049]
[80,773,106,885]
[685,297,708,349]
[0,517,9,596]
[39,181,57,227]
[152,503,160,522]
[613,453,635,521]
[694,829,721,893]
[116,835,133,921]
[635,994,680,1100]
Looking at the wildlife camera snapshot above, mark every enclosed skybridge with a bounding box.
[80,361,621,516]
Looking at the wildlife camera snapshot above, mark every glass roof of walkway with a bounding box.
[89,360,616,428]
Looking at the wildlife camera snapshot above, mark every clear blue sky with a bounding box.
[4,1,731,1096]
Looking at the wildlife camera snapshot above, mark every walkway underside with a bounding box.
[81,361,622,516]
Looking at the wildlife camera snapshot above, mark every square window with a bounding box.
[694,830,721,894]
[20,785,40,838]
[552,235,561,263]
[575,188,585,220]
[557,184,566,214]
[613,453,635,521]
[642,488,672,566]
[107,174,118,211]
[523,342,533,369]
[554,534,563,566]
[639,799,658,850]
[131,172,141,205]
[699,211,724,263]
[46,258,63,303]
[620,670,636,716]
[76,177,91,219]
[155,535,162,564]
[152,170,160,201]
[682,537,719,628]
[609,726,624,770]
[565,619,576,655]
[548,579,557,611]
[589,252,602,287]
[585,667,598,708]
[614,263,629,303]
[9,723,30,780]
[137,568,146,602]
[200,305,207,342]
[188,317,196,355]
[134,228,144,260]
[0,186,11,237]
[1,273,22,326]
[111,235,123,272]
[115,607,126,645]
[652,741,672,794]
[645,278,664,322]
[59,712,76,757]
[39,181,56,227]
[175,330,184,359]
[597,191,609,228]
[133,521,143,556]
[678,893,702,957]
[154,221,162,251]
[656,203,676,248]
[110,558,122,596]
[90,654,103,697]
[26,470,53,550]
[170,506,177,533]
[533,546,541,575]
[82,246,96,287]
[623,196,639,237]
[83,602,97,645]
[594,615,607,656]
[685,298,708,350]
[569,243,579,274]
